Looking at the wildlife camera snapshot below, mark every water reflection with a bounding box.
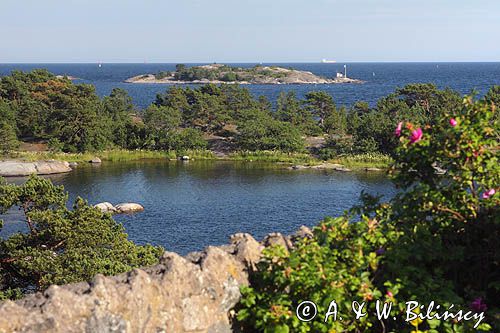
[1,160,395,254]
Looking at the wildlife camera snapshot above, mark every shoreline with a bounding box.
[1,150,391,176]
[124,77,364,85]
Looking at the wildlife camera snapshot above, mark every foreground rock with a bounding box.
[0,160,72,177]
[0,228,306,333]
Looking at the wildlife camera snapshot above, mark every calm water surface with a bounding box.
[1,161,395,254]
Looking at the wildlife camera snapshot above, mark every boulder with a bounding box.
[114,203,144,214]
[0,160,72,177]
[291,225,314,243]
[262,232,293,252]
[68,162,78,168]
[180,155,190,161]
[230,233,264,271]
[89,157,102,164]
[94,202,116,213]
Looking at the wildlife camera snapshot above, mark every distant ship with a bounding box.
[321,59,337,63]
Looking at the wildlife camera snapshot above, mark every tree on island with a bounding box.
[276,92,320,136]
[0,99,19,152]
[0,122,18,153]
[304,91,337,129]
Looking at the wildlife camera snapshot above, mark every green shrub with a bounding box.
[0,176,163,299]
[237,97,498,332]
[47,138,64,153]
[168,128,207,152]
[221,72,238,82]
[237,215,397,333]
[318,136,354,159]
[236,118,305,153]
[154,71,172,80]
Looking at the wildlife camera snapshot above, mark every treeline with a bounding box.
[0,70,144,153]
[1,69,499,156]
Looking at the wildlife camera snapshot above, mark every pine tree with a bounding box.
[0,121,19,152]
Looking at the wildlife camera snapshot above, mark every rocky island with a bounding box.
[125,64,364,85]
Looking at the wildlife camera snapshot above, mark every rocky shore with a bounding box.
[0,227,312,333]
[288,163,385,172]
[288,162,352,172]
[55,75,79,80]
[0,160,73,177]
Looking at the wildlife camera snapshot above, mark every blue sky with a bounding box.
[1,0,499,63]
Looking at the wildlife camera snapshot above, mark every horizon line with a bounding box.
[1,60,500,65]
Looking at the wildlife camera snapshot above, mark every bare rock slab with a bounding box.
[0,160,72,177]
[0,228,319,333]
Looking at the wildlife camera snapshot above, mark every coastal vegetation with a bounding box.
[0,175,163,300]
[2,69,498,170]
[237,97,499,333]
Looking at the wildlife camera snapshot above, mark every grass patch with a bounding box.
[180,149,216,160]
[3,149,391,168]
[6,150,174,163]
[227,150,315,164]
[327,153,392,169]
[4,149,216,163]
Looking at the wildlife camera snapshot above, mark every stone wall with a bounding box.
[0,228,311,333]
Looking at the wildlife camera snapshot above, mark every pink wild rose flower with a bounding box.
[409,128,423,143]
[482,189,496,199]
[449,118,457,127]
[394,122,403,137]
